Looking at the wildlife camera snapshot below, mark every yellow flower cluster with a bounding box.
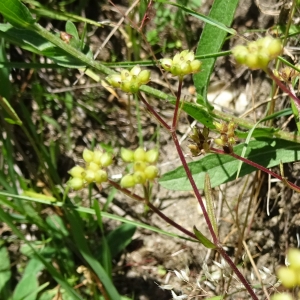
[160,50,202,78]
[271,248,300,300]
[68,149,113,190]
[120,147,159,188]
[277,248,300,288]
[213,120,237,154]
[232,36,282,70]
[106,66,151,94]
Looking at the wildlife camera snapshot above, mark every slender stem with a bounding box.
[138,88,258,299]
[138,92,171,130]
[267,68,300,110]
[171,131,218,243]
[172,79,183,130]
[108,180,197,239]
[211,147,300,192]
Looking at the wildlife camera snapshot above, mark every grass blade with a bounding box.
[193,0,239,106]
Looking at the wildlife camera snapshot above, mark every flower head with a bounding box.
[106,66,151,94]
[160,50,202,78]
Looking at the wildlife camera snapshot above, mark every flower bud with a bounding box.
[68,178,85,190]
[133,171,146,184]
[130,65,141,76]
[228,120,236,133]
[257,51,270,69]
[190,60,202,73]
[100,152,113,167]
[134,148,146,161]
[228,136,236,145]
[120,174,136,188]
[256,36,272,49]
[93,150,103,165]
[83,149,94,163]
[69,166,85,178]
[173,52,182,64]
[85,170,95,183]
[120,81,132,93]
[277,267,298,288]
[133,161,147,172]
[94,169,108,183]
[247,41,258,53]
[121,148,134,162]
[145,149,159,163]
[137,70,151,84]
[87,161,100,172]
[170,64,181,76]
[245,53,260,70]
[129,81,140,93]
[271,293,293,300]
[106,74,122,88]
[120,69,131,81]
[232,45,248,65]
[213,121,228,133]
[287,248,300,270]
[214,138,226,147]
[160,58,173,71]
[144,165,159,180]
[180,61,191,75]
[184,51,195,62]
[267,38,283,58]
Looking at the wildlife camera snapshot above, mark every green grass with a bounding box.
[1,0,300,299]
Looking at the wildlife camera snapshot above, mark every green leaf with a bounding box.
[182,101,216,129]
[0,97,22,125]
[0,0,35,28]
[0,207,83,300]
[13,258,44,300]
[0,244,11,299]
[236,108,292,179]
[0,24,92,68]
[66,21,79,40]
[204,174,218,236]
[94,200,112,277]
[159,138,300,191]
[106,224,136,258]
[64,207,121,300]
[0,39,11,100]
[167,2,236,35]
[193,0,239,106]
[193,226,216,249]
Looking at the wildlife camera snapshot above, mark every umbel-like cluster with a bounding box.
[232,36,282,70]
[213,120,238,154]
[120,148,159,188]
[271,248,300,300]
[68,149,113,190]
[160,50,202,78]
[106,65,151,94]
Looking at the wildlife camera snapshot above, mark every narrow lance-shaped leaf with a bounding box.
[0,0,35,28]
[193,0,239,107]
[193,226,216,249]
[0,97,22,125]
[204,174,218,237]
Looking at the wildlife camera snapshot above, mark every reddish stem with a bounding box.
[268,68,300,114]
[108,180,196,238]
[211,147,300,192]
[137,88,259,299]
[138,92,171,130]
